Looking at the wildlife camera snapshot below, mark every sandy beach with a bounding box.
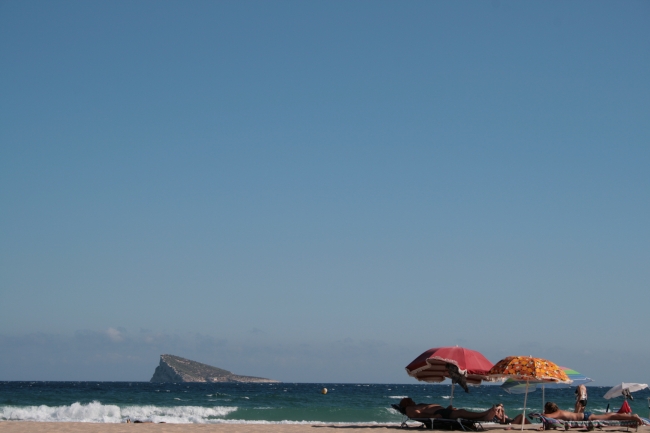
[0,422,625,433]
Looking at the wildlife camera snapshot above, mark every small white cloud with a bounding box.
[106,328,123,342]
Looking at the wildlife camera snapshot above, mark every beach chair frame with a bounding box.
[391,403,485,431]
[530,413,642,432]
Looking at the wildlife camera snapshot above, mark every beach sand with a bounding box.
[0,422,584,433]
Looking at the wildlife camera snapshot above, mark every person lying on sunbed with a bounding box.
[508,412,533,425]
[399,398,503,421]
[543,402,644,426]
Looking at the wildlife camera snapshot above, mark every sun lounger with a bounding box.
[391,403,486,431]
[530,413,650,432]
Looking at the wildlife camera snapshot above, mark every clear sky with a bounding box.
[1,1,649,385]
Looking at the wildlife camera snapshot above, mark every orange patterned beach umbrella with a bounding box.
[488,356,571,430]
[488,356,571,383]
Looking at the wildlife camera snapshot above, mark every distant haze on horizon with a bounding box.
[1,0,648,386]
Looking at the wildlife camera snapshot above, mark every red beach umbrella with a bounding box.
[405,346,495,405]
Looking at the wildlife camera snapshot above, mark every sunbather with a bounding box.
[399,397,503,421]
[494,403,521,424]
[543,402,644,426]
[575,385,588,413]
[508,414,532,425]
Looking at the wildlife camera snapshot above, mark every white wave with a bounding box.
[192,420,396,425]
[0,401,122,423]
[1,402,402,425]
[0,402,238,424]
[388,396,408,399]
[121,404,237,423]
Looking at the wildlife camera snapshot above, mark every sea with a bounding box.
[1,382,649,425]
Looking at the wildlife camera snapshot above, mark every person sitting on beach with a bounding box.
[543,402,644,426]
[399,398,504,421]
[575,385,588,413]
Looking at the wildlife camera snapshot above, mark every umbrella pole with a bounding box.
[542,385,545,410]
[521,381,529,431]
[450,383,454,407]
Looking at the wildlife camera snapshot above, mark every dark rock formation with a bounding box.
[150,354,278,383]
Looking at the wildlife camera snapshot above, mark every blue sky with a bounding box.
[1,1,649,385]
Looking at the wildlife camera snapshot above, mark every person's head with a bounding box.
[544,402,559,414]
[400,397,415,408]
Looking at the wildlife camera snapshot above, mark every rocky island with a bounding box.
[150,354,279,383]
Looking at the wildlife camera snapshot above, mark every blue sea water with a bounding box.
[1,382,649,424]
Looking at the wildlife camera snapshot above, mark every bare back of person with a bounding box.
[545,409,585,422]
[399,398,499,421]
[575,385,588,413]
[407,403,444,418]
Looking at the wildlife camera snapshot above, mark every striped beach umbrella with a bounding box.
[406,346,496,405]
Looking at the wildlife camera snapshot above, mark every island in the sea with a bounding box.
[150,354,279,383]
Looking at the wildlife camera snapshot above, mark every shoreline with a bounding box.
[0,421,558,433]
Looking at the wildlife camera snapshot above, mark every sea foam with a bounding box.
[0,401,238,424]
[0,402,393,425]
[0,401,122,423]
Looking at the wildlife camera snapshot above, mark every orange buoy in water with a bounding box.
[321,388,327,395]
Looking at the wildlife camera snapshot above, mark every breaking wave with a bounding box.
[0,402,394,424]
[0,401,238,424]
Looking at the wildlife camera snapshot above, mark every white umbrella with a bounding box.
[603,383,648,400]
